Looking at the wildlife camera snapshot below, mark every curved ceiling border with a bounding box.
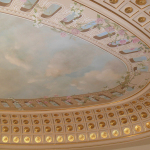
[0,96,150,149]
[0,1,150,148]
[0,131,150,149]
[0,0,149,110]
[73,0,150,45]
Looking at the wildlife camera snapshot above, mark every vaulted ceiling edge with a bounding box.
[0,0,150,149]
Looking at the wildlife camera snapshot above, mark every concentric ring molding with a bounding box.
[0,0,149,109]
[0,0,150,149]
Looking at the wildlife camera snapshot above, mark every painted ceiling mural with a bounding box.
[1,0,150,149]
[0,11,127,98]
[0,0,150,106]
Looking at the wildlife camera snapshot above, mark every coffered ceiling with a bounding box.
[0,0,150,149]
[74,0,150,43]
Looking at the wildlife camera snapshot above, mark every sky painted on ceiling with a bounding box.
[0,12,127,98]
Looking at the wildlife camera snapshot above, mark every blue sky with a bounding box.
[0,12,127,98]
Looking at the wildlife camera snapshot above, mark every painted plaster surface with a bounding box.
[0,12,127,98]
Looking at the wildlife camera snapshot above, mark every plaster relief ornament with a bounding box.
[0,0,148,108]
[0,0,150,149]
[136,0,147,5]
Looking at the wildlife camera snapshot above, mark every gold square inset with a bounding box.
[144,23,150,33]
[133,13,150,27]
[119,2,139,18]
[130,0,150,9]
[144,6,150,16]
[104,0,125,9]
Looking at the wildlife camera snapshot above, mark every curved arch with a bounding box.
[0,0,150,149]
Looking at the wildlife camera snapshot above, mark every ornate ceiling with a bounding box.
[88,0,150,39]
[0,0,150,149]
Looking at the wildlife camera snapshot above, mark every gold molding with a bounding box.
[130,0,150,10]
[135,0,147,6]
[0,81,149,112]
[89,0,150,40]
[125,7,133,14]
[0,13,136,111]
[103,0,125,9]
[132,19,150,27]
[138,17,146,23]
[0,1,149,112]
[145,27,150,33]
[119,9,139,18]
[144,9,150,16]
[0,131,150,148]
[0,1,150,148]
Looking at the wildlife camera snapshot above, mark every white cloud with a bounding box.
[0,13,128,99]
[5,54,30,70]
[96,69,120,81]
[71,69,123,92]
[0,67,28,98]
[104,59,127,74]
[46,48,102,77]
[45,76,73,97]
[27,79,38,83]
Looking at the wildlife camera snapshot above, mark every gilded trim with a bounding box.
[119,9,139,19]
[0,0,149,112]
[144,10,150,16]
[145,27,150,33]
[0,81,150,112]
[103,0,125,9]
[132,19,150,27]
[130,0,150,10]
[0,131,150,148]
[88,0,150,40]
